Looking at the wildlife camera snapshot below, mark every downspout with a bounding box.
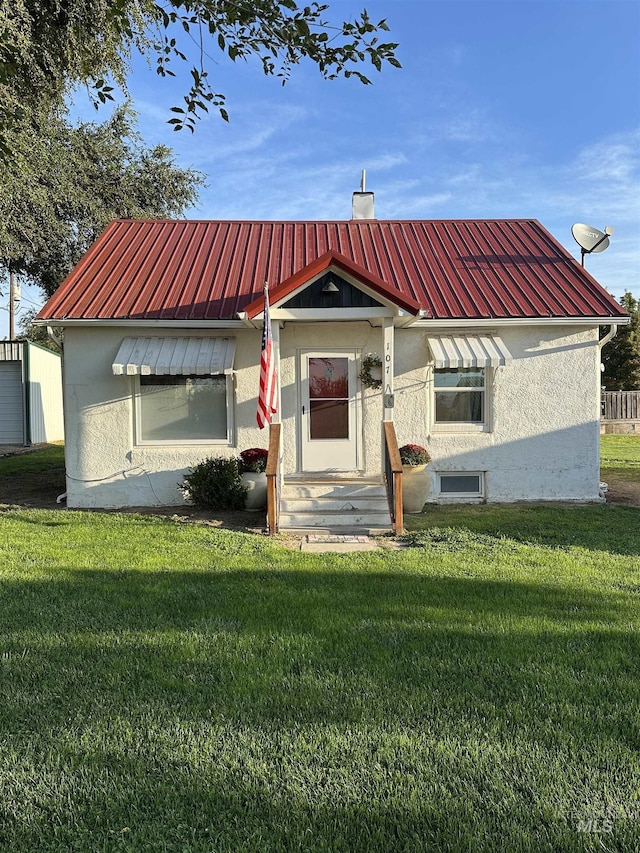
[599,324,618,350]
[598,322,618,399]
[47,325,64,349]
[598,324,618,499]
[23,341,31,446]
[598,323,618,401]
[47,325,68,504]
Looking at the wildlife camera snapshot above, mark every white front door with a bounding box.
[299,351,359,472]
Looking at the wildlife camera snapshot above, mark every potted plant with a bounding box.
[239,447,269,511]
[399,444,431,513]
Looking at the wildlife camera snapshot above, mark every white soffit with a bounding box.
[427,334,512,368]
[112,337,236,376]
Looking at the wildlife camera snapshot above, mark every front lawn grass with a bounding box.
[601,434,640,484]
[1,503,640,851]
[0,443,64,476]
[601,434,640,466]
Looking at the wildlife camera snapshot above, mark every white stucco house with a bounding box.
[35,190,627,529]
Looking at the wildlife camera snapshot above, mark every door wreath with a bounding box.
[359,354,383,389]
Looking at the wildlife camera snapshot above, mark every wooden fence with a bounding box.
[601,391,640,420]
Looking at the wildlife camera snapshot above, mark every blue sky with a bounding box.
[3,0,639,337]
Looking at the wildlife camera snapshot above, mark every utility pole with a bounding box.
[9,269,15,340]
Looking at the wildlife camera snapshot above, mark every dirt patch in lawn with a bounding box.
[0,450,271,537]
[1,449,639,521]
[601,473,640,507]
[0,466,67,510]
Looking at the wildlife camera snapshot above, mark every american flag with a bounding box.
[257,282,277,429]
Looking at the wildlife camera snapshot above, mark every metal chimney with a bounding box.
[352,169,375,220]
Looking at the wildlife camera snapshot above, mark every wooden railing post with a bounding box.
[266,422,281,535]
[383,421,404,534]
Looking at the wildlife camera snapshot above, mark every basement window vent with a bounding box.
[438,473,484,497]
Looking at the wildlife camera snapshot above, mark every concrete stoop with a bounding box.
[279,476,392,533]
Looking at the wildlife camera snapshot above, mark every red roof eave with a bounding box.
[243,249,423,318]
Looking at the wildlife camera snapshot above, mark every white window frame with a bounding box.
[437,472,485,498]
[133,373,234,446]
[430,366,492,433]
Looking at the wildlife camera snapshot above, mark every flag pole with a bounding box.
[269,284,281,425]
[257,280,278,429]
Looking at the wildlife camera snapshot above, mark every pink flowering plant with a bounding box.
[239,447,269,473]
[399,444,431,466]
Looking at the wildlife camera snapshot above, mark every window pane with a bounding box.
[309,357,349,399]
[310,399,349,439]
[435,391,484,422]
[440,474,482,494]
[140,376,227,440]
[434,368,484,388]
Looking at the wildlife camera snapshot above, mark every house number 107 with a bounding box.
[384,342,394,408]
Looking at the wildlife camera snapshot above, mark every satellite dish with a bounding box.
[571,223,614,266]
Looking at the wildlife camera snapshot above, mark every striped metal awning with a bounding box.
[112,337,236,376]
[426,334,512,368]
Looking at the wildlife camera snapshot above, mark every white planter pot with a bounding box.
[402,464,430,513]
[242,472,268,511]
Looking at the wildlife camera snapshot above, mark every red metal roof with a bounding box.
[37,218,627,322]
[242,249,423,318]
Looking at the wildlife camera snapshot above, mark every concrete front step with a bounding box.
[279,510,391,529]
[283,478,382,493]
[279,477,391,531]
[281,502,389,517]
[281,495,388,512]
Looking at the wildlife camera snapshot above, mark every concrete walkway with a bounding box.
[282,531,404,553]
[300,533,381,553]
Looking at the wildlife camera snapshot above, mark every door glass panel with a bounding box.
[308,357,349,440]
[310,399,349,439]
[309,357,348,399]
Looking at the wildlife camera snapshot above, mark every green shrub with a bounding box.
[181,456,247,510]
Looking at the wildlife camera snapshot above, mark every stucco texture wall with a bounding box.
[393,325,601,502]
[62,326,264,507]
[61,323,601,507]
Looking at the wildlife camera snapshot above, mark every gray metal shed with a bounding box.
[0,341,64,445]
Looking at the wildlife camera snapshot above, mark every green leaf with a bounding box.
[0,0,400,140]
